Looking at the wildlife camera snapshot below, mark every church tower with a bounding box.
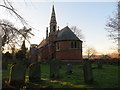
[50,5,57,34]
[48,5,57,59]
[48,5,57,43]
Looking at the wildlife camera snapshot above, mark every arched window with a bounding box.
[77,42,80,48]
[56,43,60,51]
[71,42,74,48]
[75,42,77,48]
[71,41,80,49]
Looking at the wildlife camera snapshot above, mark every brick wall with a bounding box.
[56,41,82,60]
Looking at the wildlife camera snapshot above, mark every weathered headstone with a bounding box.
[97,59,103,69]
[2,52,12,70]
[83,59,94,84]
[8,62,26,87]
[50,59,60,80]
[8,50,27,88]
[67,64,73,74]
[28,62,41,83]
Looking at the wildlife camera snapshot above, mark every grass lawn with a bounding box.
[2,63,119,88]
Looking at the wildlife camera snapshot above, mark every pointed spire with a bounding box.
[52,5,55,13]
[50,5,57,33]
[50,5,57,24]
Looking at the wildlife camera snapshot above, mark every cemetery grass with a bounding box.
[3,63,119,88]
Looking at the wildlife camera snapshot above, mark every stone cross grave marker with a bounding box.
[50,59,60,80]
[28,62,41,83]
[83,59,94,84]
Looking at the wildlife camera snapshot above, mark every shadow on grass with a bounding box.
[2,64,119,88]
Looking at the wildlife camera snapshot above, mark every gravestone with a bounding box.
[50,59,60,80]
[28,62,41,83]
[67,64,73,74]
[83,59,94,84]
[8,50,27,88]
[97,59,103,69]
[2,52,12,70]
[8,62,26,88]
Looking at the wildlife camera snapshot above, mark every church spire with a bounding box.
[50,5,57,33]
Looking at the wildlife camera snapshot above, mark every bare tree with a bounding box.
[106,14,118,43]
[0,20,20,47]
[85,46,97,59]
[0,0,35,51]
[19,26,34,43]
[0,0,29,50]
[19,26,34,55]
[0,20,34,51]
[71,26,84,40]
[0,0,27,25]
[106,1,120,58]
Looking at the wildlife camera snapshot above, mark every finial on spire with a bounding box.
[67,23,69,26]
[52,5,55,15]
[46,27,48,38]
[52,0,54,6]
[46,27,48,30]
[58,26,59,31]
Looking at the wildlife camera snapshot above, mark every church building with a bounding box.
[38,5,83,64]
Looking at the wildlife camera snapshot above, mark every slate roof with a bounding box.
[38,26,82,49]
[38,39,47,48]
[56,26,82,42]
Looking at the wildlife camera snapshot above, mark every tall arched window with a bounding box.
[75,42,77,48]
[71,42,74,48]
[56,43,60,51]
[71,41,80,49]
[77,42,80,48]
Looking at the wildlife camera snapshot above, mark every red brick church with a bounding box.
[38,5,83,64]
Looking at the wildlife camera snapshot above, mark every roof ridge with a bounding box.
[56,26,82,42]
